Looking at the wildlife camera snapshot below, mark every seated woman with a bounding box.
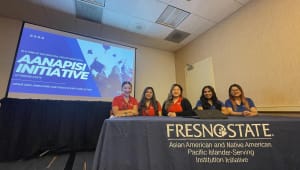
[162,83,194,117]
[225,84,258,117]
[138,87,162,116]
[195,85,227,114]
[112,81,138,117]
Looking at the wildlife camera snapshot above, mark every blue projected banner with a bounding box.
[7,23,135,101]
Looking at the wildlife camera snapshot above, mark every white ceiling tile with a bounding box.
[169,0,242,23]
[0,0,252,51]
[126,18,152,35]
[146,25,173,39]
[102,9,130,30]
[144,23,173,39]
[105,0,167,22]
[177,14,215,35]
[103,12,173,40]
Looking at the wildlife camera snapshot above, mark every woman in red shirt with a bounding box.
[162,83,194,117]
[138,87,162,116]
[112,81,138,117]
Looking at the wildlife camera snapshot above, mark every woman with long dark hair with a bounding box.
[225,84,258,116]
[162,83,194,117]
[138,87,162,116]
[195,85,227,114]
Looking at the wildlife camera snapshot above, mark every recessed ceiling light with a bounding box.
[156,5,190,28]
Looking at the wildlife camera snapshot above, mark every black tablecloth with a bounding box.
[0,98,111,161]
[92,116,300,170]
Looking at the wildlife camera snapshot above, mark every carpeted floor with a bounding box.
[0,151,94,170]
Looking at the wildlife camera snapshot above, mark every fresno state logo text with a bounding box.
[166,123,273,139]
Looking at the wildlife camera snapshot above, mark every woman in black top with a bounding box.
[162,83,194,117]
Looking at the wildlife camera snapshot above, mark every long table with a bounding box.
[92,116,300,170]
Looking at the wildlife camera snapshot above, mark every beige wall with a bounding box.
[135,46,175,102]
[0,17,22,98]
[0,16,176,104]
[175,0,300,111]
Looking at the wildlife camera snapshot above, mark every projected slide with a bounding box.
[7,23,135,100]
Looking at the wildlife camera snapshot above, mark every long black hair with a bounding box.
[200,85,222,110]
[139,87,159,115]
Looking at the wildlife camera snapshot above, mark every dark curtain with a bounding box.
[0,98,111,162]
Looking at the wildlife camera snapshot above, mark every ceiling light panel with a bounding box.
[156,5,190,28]
[75,0,103,23]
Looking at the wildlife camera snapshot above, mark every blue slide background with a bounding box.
[8,25,135,99]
